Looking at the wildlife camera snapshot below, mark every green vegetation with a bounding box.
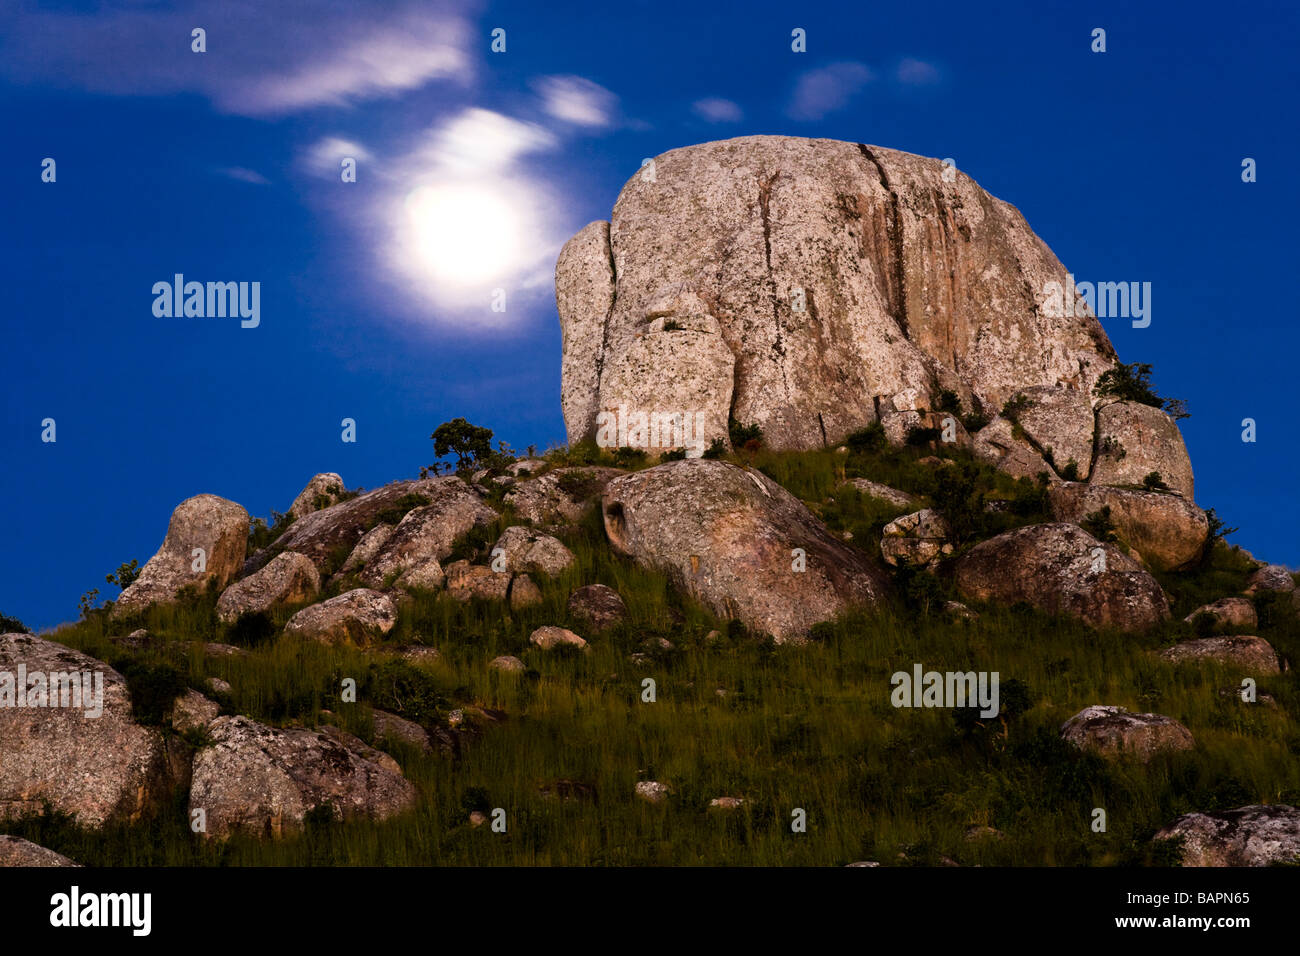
[6,442,1294,867]
[1094,362,1190,421]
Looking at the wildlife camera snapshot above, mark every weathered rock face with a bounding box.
[288,473,345,520]
[283,589,397,646]
[1158,636,1281,674]
[971,417,1054,481]
[601,459,889,642]
[1014,385,1096,479]
[216,551,321,623]
[170,689,221,734]
[340,524,395,575]
[1184,597,1257,631]
[0,634,171,827]
[557,135,1119,452]
[189,716,417,839]
[444,561,510,602]
[1246,564,1296,594]
[503,467,624,526]
[1154,804,1300,867]
[492,526,575,577]
[843,479,918,510]
[879,509,953,568]
[359,479,496,587]
[114,494,249,618]
[1060,705,1195,761]
[953,523,1170,631]
[0,835,79,867]
[1091,401,1194,498]
[1048,482,1208,571]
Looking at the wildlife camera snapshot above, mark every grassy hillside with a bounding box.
[6,441,1298,866]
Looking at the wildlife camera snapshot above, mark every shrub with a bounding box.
[227,611,277,648]
[611,446,647,468]
[702,438,728,459]
[105,559,140,593]
[905,425,941,446]
[120,661,188,726]
[427,418,495,473]
[374,493,430,526]
[1059,459,1080,481]
[845,422,887,452]
[0,612,30,633]
[1094,362,1190,420]
[659,448,688,462]
[728,419,763,449]
[1141,471,1170,492]
[1001,393,1033,421]
[1081,505,1118,542]
[961,410,991,434]
[935,389,963,414]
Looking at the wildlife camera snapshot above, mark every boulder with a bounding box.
[509,574,543,610]
[371,709,433,754]
[170,689,220,734]
[283,589,397,646]
[972,417,1053,482]
[189,716,417,839]
[504,467,624,526]
[1013,385,1095,479]
[492,526,575,577]
[601,459,888,642]
[529,626,588,651]
[558,136,1118,451]
[489,655,526,673]
[339,523,395,574]
[1158,636,1281,675]
[359,479,496,587]
[216,551,321,623]
[0,634,171,827]
[1048,482,1208,571]
[634,781,671,804]
[843,479,919,510]
[1090,401,1194,498]
[1184,597,1257,631]
[444,561,510,602]
[288,472,345,519]
[879,509,953,567]
[396,558,445,591]
[1246,564,1295,594]
[1059,705,1195,762]
[113,494,249,617]
[0,836,79,867]
[953,523,1170,631]
[567,584,629,632]
[1154,805,1300,867]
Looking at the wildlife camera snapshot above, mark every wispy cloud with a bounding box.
[693,97,743,123]
[787,61,873,120]
[302,137,374,177]
[532,75,619,128]
[896,58,941,86]
[217,167,270,185]
[0,0,475,116]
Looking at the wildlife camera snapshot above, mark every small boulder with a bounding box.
[529,626,587,651]
[444,561,510,602]
[635,781,671,804]
[1246,564,1295,594]
[492,526,575,577]
[489,655,526,673]
[567,584,628,632]
[216,551,320,623]
[189,716,417,839]
[339,523,395,574]
[372,710,433,754]
[1158,636,1281,675]
[509,574,543,610]
[1154,804,1300,867]
[288,473,345,519]
[360,480,497,586]
[0,835,79,867]
[880,509,953,568]
[1059,705,1195,762]
[843,479,919,510]
[709,797,745,810]
[953,523,1169,631]
[396,557,446,591]
[113,494,249,618]
[170,689,220,734]
[283,589,397,646]
[1184,597,1257,631]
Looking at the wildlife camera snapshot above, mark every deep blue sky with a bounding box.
[3,0,1297,630]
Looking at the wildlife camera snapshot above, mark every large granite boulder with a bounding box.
[1059,705,1195,762]
[1090,401,1194,498]
[557,136,1119,452]
[1048,482,1208,571]
[357,479,496,587]
[1153,805,1300,867]
[287,472,345,519]
[600,459,889,642]
[0,634,171,827]
[953,523,1170,631]
[1158,636,1281,675]
[492,526,576,577]
[504,467,624,526]
[216,551,320,623]
[189,716,417,839]
[283,589,398,646]
[0,836,79,867]
[113,494,249,617]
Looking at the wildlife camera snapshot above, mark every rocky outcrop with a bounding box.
[1154,804,1300,867]
[0,634,171,827]
[113,494,249,617]
[1184,597,1257,631]
[1048,482,1208,571]
[601,459,888,642]
[1090,402,1194,498]
[444,561,510,602]
[953,523,1170,631]
[0,835,79,867]
[1059,705,1195,761]
[340,524,395,575]
[879,509,952,567]
[1014,385,1096,479]
[1246,564,1295,594]
[170,689,221,734]
[492,526,575,577]
[567,584,628,632]
[216,551,320,623]
[189,716,417,839]
[557,136,1119,452]
[359,479,496,587]
[504,467,624,526]
[283,589,397,646]
[1158,636,1281,674]
[843,479,919,510]
[288,473,345,519]
[971,417,1053,481]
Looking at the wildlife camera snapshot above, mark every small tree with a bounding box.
[427,418,495,473]
[1094,362,1190,420]
[106,559,140,592]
